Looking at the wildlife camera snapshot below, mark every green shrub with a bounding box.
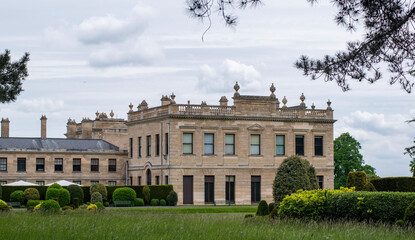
[134,198,144,206]
[27,200,41,208]
[160,199,166,206]
[95,202,105,210]
[150,199,159,206]
[403,199,415,224]
[362,182,376,191]
[62,206,73,211]
[0,200,9,212]
[67,185,84,204]
[370,177,415,192]
[10,190,25,204]
[91,192,103,204]
[166,191,178,206]
[269,208,278,219]
[326,191,415,223]
[46,186,70,207]
[1,186,48,201]
[256,200,269,216]
[90,183,107,201]
[272,156,318,203]
[113,187,136,202]
[143,186,151,205]
[49,183,62,189]
[104,201,109,207]
[39,199,60,213]
[24,188,40,201]
[268,202,275,213]
[105,185,173,202]
[81,186,90,204]
[346,171,367,191]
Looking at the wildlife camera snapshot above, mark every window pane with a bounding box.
[251,135,260,144]
[276,146,284,155]
[225,145,234,155]
[183,133,192,143]
[204,145,214,154]
[204,134,214,144]
[183,144,192,154]
[225,134,234,144]
[251,145,260,155]
[276,135,284,145]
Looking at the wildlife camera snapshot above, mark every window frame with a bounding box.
[156,134,160,156]
[0,157,7,172]
[165,133,169,155]
[138,137,142,158]
[250,134,261,155]
[108,159,117,172]
[54,158,63,172]
[129,138,133,158]
[36,181,45,186]
[73,158,81,172]
[204,133,214,155]
[17,158,26,172]
[314,136,324,156]
[275,135,285,156]
[317,176,324,189]
[108,181,117,186]
[91,158,99,172]
[182,133,193,154]
[225,134,235,155]
[146,135,151,157]
[36,158,45,172]
[295,135,305,156]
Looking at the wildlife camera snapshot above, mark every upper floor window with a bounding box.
[17,158,26,172]
[0,158,7,171]
[250,134,260,155]
[146,135,151,157]
[108,159,116,172]
[54,158,63,172]
[276,135,285,156]
[91,158,99,172]
[165,133,169,155]
[204,133,214,155]
[36,158,45,172]
[156,134,160,156]
[295,135,305,156]
[73,158,81,172]
[129,138,133,158]
[314,136,323,156]
[183,133,193,154]
[138,137,142,157]
[225,134,235,155]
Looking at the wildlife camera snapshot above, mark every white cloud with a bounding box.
[88,38,164,67]
[197,59,261,93]
[18,98,65,112]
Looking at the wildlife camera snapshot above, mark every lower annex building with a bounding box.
[0,83,335,205]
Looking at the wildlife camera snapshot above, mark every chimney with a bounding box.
[66,118,76,138]
[40,115,47,139]
[161,95,171,106]
[1,118,10,138]
[81,118,93,139]
[219,96,228,106]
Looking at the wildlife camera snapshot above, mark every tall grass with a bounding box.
[0,209,414,240]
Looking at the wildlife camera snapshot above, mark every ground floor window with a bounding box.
[91,181,99,185]
[156,176,160,185]
[138,176,142,185]
[36,181,45,186]
[204,176,214,204]
[108,181,116,186]
[165,175,169,184]
[225,175,235,204]
[251,176,261,203]
[73,181,81,185]
[0,181,7,185]
[317,176,324,189]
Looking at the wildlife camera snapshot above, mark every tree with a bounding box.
[0,49,30,103]
[187,1,415,93]
[272,155,318,204]
[405,118,415,176]
[334,132,376,189]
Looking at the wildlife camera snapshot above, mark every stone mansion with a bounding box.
[0,83,335,205]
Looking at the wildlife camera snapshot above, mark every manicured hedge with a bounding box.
[326,191,415,223]
[1,186,48,201]
[106,185,173,202]
[370,177,415,192]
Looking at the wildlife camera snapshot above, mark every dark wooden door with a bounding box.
[183,176,194,204]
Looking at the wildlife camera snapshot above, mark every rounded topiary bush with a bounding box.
[46,186,70,207]
[0,200,9,212]
[91,192,103,204]
[404,199,415,224]
[104,201,109,207]
[150,199,159,206]
[143,186,151,205]
[268,202,275,213]
[112,187,136,202]
[24,188,40,201]
[347,171,367,191]
[67,184,84,204]
[273,156,317,203]
[160,199,166,206]
[166,191,178,206]
[49,183,62,189]
[256,200,269,216]
[90,183,107,201]
[10,190,25,204]
[27,200,41,208]
[134,198,144,206]
[39,199,60,213]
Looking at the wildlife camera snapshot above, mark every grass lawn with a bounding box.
[1,207,415,240]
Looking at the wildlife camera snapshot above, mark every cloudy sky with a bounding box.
[0,0,414,177]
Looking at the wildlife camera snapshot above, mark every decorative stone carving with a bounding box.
[327,99,332,110]
[170,93,176,104]
[110,110,114,118]
[282,96,287,108]
[129,103,133,113]
[311,103,315,110]
[233,81,240,97]
[270,83,276,99]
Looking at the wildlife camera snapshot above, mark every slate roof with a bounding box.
[0,137,120,151]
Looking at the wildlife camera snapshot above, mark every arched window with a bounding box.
[146,169,151,185]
